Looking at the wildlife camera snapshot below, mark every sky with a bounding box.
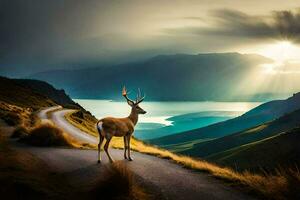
[1,0,300,77]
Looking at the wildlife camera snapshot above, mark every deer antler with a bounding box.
[122,86,135,104]
[135,88,145,104]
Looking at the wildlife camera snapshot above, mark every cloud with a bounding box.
[273,10,300,42]
[165,8,300,43]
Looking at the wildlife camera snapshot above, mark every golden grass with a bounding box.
[124,140,300,199]
[19,122,93,149]
[111,140,300,200]
[65,110,98,137]
[64,110,300,200]
[0,101,37,128]
[241,124,269,136]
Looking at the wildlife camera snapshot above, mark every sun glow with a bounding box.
[258,40,298,62]
[235,40,300,96]
[245,40,300,75]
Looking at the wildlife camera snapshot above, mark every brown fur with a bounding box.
[100,117,134,137]
[97,87,146,163]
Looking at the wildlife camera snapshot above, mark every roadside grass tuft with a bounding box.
[0,101,39,128]
[90,161,149,200]
[20,122,79,147]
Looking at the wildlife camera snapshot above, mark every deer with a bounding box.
[96,86,146,163]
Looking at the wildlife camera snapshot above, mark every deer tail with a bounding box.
[96,120,103,135]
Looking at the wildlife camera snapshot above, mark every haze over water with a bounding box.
[74,99,262,139]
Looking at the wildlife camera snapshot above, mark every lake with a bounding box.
[74,99,262,140]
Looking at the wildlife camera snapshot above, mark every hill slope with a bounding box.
[0,76,55,110]
[0,76,85,127]
[207,127,300,172]
[28,53,272,101]
[14,79,77,107]
[149,93,300,148]
[0,76,80,110]
[185,108,300,158]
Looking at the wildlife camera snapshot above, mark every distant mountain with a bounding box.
[148,93,300,148]
[0,76,80,110]
[27,53,273,101]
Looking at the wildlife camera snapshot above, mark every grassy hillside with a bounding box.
[149,93,300,149]
[0,76,55,110]
[14,78,81,109]
[0,101,38,129]
[207,128,300,172]
[0,76,83,110]
[0,76,87,131]
[185,108,300,158]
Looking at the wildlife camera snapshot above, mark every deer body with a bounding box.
[99,117,135,137]
[97,87,146,163]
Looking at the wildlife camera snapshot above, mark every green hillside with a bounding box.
[207,128,300,172]
[147,93,300,172]
[184,108,300,158]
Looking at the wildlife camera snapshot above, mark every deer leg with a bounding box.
[104,135,114,162]
[97,135,104,163]
[127,135,133,161]
[123,136,128,159]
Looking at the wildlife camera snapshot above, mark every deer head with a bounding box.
[122,86,146,114]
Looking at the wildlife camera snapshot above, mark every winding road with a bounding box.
[52,109,97,144]
[22,107,255,200]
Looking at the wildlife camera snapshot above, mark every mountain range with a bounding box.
[27,53,278,101]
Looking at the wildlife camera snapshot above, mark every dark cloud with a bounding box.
[166,9,300,43]
[0,1,137,75]
[274,10,300,42]
[0,0,97,74]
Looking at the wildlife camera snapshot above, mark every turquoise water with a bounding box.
[74,99,262,140]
